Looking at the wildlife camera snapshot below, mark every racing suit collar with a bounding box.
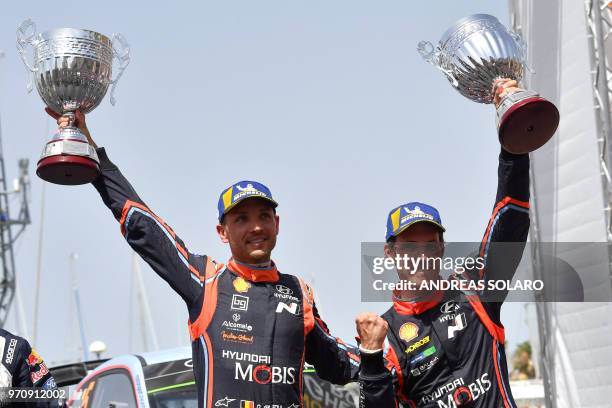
[227,258,279,282]
[392,289,444,315]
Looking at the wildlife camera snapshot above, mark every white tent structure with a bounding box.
[509,1,612,407]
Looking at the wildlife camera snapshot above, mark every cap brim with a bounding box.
[391,219,446,239]
[220,195,278,220]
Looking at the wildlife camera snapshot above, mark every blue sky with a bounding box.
[0,0,530,364]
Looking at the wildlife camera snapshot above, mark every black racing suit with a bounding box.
[359,150,530,408]
[92,148,360,408]
[0,328,58,407]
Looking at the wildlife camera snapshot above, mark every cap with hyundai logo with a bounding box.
[218,180,278,221]
[385,202,445,241]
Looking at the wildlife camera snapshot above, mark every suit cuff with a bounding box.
[359,350,387,377]
[500,148,529,161]
[96,147,118,171]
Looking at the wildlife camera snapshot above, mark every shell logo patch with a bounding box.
[233,277,251,293]
[399,322,418,342]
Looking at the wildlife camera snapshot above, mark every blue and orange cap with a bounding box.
[385,202,445,241]
[218,180,278,221]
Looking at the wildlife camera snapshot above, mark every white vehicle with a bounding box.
[63,347,195,407]
[52,347,357,408]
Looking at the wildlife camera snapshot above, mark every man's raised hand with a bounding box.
[356,312,388,352]
[493,78,522,109]
[45,108,97,148]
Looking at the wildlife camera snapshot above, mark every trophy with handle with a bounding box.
[417,14,559,154]
[17,19,130,185]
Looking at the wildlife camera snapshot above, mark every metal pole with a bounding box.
[0,51,31,328]
[32,182,45,345]
[74,289,88,362]
[507,4,557,405]
[529,164,556,408]
[70,253,88,361]
[585,0,612,294]
[0,54,15,327]
[592,1,612,178]
[133,252,159,351]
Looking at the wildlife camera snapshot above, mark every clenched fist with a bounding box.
[493,78,523,109]
[45,108,97,148]
[355,312,388,351]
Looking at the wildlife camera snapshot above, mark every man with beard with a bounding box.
[356,79,530,408]
[47,109,360,408]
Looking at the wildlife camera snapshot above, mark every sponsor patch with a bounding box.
[222,319,253,333]
[236,400,286,408]
[235,362,296,385]
[222,331,254,344]
[420,373,491,406]
[215,396,235,407]
[440,301,459,314]
[419,378,465,404]
[448,313,467,338]
[42,377,57,390]
[5,339,17,365]
[27,349,43,367]
[399,322,418,342]
[275,285,293,295]
[410,355,439,376]
[401,206,434,223]
[410,346,437,364]
[233,277,251,293]
[30,362,49,383]
[222,350,270,364]
[273,285,299,301]
[231,294,249,311]
[275,302,300,315]
[405,336,430,354]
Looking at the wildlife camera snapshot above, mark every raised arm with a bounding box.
[475,84,531,313]
[50,110,208,307]
[477,148,530,280]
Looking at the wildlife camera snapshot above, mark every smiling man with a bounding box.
[355,80,532,408]
[47,110,360,408]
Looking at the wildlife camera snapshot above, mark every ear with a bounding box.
[274,214,280,235]
[216,223,229,244]
[384,243,394,258]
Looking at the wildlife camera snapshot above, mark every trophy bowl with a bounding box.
[17,19,129,185]
[418,14,559,154]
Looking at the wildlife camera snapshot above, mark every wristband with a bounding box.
[359,345,383,354]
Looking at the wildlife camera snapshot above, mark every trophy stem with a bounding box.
[37,116,100,185]
[63,111,77,128]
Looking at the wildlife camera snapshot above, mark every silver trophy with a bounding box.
[17,19,130,185]
[417,14,559,154]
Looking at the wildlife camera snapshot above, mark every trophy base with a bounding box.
[37,128,100,185]
[37,155,100,185]
[497,91,560,154]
